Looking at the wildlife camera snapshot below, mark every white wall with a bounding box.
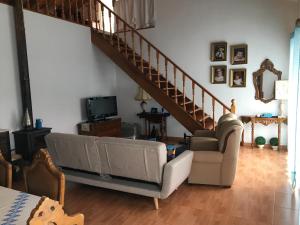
[116,0,297,144]
[0,4,117,147]
[0,5,23,146]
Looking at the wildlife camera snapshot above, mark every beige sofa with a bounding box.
[45,133,193,209]
[188,119,243,187]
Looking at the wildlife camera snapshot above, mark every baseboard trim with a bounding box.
[242,142,287,151]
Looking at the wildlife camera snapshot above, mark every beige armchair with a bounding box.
[188,119,243,187]
[193,113,237,138]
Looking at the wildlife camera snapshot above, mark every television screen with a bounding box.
[86,96,118,121]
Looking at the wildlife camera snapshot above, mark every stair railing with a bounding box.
[93,0,236,128]
[21,0,92,26]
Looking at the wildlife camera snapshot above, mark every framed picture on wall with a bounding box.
[210,42,227,61]
[211,65,227,84]
[230,69,247,87]
[230,44,248,65]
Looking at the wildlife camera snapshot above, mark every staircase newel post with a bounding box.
[231,99,237,114]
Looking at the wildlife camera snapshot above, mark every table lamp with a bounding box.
[275,80,289,117]
[135,87,152,112]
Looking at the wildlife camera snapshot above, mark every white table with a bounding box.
[0,186,40,224]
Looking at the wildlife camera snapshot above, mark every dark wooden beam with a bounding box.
[13,0,34,128]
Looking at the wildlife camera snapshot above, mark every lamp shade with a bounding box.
[135,87,152,101]
[275,80,289,100]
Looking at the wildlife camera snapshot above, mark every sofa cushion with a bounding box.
[96,137,167,184]
[45,133,101,173]
[190,137,218,151]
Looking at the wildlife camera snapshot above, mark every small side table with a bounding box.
[13,128,52,161]
[137,112,170,140]
[240,116,287,150]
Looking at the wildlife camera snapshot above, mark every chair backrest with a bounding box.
[96,137,167,184]
[0,150,12,188]
[27,197,84,225]
[215,113,238,139]
[23,149,65,205]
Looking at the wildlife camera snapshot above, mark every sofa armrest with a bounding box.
[193,130,216,137]
[190,137,218,151]
[160,151,193,199]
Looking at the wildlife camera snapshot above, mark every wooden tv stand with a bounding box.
[77,118,121,137]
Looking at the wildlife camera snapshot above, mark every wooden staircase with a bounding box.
[1,0,236,133]
[91,1,236,133]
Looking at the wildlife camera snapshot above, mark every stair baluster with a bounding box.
[156,51,160,88]
[62,0,65,19]
[75,0,78,22]
[140,36,143,73]
[223,106,226,115]
[192,82,196,119]
[36,0,40,12]
[26,0,30,9]
[124,24,128,57]
[46,0,49,16]
[101,5,105,35]
[109,11,112,44]
[165,59,168,96]
[174,66,177,103]
[131,31,136,65]
[202,89,205,128]
[68,0,71,19]
[148,44,152,80]
[81,0,85,22]
[116,18,120,51]
[183,75,186,110]
[212,98,216,130]
[54,0,58,17]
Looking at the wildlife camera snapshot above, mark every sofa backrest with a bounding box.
[45,133,167,184]
[45,133,101,173]
[218,120,243,153]
[95,137,167,184]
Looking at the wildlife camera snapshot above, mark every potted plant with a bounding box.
[255,136,266,149]
[270,137,279,150]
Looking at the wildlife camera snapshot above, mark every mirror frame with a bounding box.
[253,59,282,103]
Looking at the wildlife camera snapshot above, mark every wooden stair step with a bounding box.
[200,117,215,130]
[183,102,195,111]
[180,101,193,106]
[188,107,202,114]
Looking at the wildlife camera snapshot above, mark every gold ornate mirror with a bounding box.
[253,59,282,103]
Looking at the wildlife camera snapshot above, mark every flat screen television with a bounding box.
[86,96,118,121]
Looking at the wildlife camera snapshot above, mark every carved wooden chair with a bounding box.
[23,149,65,205]
[0,150,12,188]
[27,197,84,225]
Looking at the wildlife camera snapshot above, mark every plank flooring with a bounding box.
[14,146,299,225]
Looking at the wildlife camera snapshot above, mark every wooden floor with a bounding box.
[15,146,300,225]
